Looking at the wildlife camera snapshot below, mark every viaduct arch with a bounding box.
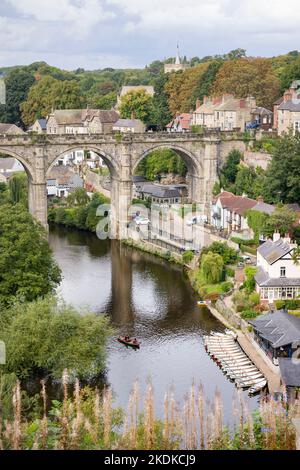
[0,132,248,238]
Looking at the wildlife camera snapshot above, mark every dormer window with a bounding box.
[280,267,286,277]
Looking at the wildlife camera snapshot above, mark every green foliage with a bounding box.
[0,297,113,380]
[135,148,187,180]
[119,89,154,125]
[225,267,235,278]
[246,210,270,242]
[200,252,224,284]
[263,132,300,204]
[243,267,257,294]
[0,69,35,126]
[8,172,28,206]
[220,150,242,188]
[0,204,61,306]
[275,299,300,310]
[240,309,259,319]
[49,192,110,232]
[200,241,238,265]
[262,206,296,237]
[21,76,83,125]
[182,250,194,264]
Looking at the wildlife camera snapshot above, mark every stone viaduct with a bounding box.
[0,132,248,238]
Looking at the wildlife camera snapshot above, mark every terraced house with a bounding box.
[46,109,119,134]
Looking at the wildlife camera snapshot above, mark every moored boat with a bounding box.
[117,337,140,349]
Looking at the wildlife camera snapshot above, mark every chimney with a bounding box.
[257,196,264,203]
[203,96,209,104]
[240,99,246,108]
[283,90,292,102]
[131,111,136,120]
[176,111,181,117]
[273,231,281,242]
[283,233,291,244]
[196,98,201,109]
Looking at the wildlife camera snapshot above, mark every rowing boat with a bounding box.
[117,337,140,349]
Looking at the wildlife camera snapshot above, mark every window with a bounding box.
[280,267,286,277]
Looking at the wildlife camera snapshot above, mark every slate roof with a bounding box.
[257,238,292,264]
[249,310,300,348]
[0,157,21,171]
[113,118,144,128]
[278,358,300,387]
[50,109,119,126]
[37,119,47,130]
[252,107,273,116]
[252,201,275,215]
[255,266,300,287]
[277,99,300,112]
[0,123,24,134]
[136,182,182,199]
[215,98,250,112]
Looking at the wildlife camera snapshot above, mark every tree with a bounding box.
[0,204,61,306]
[212,58,281,109]
[165,63,209,114]
[220,150,242,188]
[200,241,238,265]
[280,56,300,92]
[135,149,187,180]
[8,172,28,205]
[262,206,296,237]
[119,89,154,125]
[263,132,300,203]
[200,252,224,284]
[234,166,257,197]
[67,188,90,207]
[0,69,35,126]
[150,73,172,129]
[0,296,113,380]
[191,60,223,104]
[21,76,83,125]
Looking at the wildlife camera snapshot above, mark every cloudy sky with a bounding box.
[0,0,300,70]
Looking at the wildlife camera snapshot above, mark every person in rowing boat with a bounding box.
[132,338,138,345]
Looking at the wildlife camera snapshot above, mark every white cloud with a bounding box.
[7,0,115,37]
[108,0,300,35]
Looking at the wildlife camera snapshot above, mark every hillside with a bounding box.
[0,49,300,128]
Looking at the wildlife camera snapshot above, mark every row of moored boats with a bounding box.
[204,331,267,396]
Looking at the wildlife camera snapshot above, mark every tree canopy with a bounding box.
[0,296,113,380]
[0,204,61,306]
[119,89,154,125]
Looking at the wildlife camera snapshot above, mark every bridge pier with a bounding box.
[28,180,48,230]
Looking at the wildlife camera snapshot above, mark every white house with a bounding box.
[46,166,83,198]
[255,233,300,303]
[112,119,146,133]
[0,157,25,174]
[211,191,274,238]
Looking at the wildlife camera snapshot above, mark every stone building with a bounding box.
[192,95,256,131]
[46,109,119,134]
[0,123,24,135]
[276,81,300,135]
[166,113,191,132]
[30,119,47,133]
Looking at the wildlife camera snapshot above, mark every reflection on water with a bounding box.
[49,225,257,424]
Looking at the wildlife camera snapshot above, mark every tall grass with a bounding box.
[0,375,298,450]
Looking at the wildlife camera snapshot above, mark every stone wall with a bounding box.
[244,150,271,171]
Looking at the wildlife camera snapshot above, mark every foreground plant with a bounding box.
[0,374,298,450]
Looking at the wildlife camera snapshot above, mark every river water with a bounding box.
[49,225,257,424]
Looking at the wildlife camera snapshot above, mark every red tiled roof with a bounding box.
[167,113,191,130]
[215,191,257,216]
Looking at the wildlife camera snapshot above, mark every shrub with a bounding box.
[248,292,260,307]
[182,250,194,264]
[275,300,286,310]
[286,299,300,310]
[225,267,235,278]
[241,309,258,319]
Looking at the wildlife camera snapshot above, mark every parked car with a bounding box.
[135,216,150,226]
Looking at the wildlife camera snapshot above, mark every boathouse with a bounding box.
[278,357,300,401]
[249,310,300,365]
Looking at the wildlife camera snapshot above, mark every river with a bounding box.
[49,225,257,424]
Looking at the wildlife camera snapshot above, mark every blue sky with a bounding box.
[0,0,299,70]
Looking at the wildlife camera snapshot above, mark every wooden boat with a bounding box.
[117,337,140,349]
[248,380,267,395]
[236,376,267,389]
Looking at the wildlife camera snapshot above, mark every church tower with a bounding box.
[164,45,189,74]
